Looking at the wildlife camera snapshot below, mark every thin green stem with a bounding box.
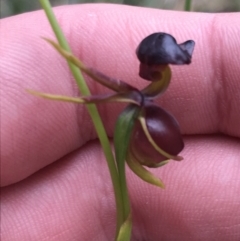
[184,0,192,11]
[118,162,131,220]
[39,0,124,235]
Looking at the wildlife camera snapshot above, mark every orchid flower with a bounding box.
[29,33,195,188]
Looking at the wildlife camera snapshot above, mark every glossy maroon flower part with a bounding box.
[129,103,184,167]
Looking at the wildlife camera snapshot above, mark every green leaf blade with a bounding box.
[114,104,140,166]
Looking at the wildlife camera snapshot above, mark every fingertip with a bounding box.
[1,4,240,186]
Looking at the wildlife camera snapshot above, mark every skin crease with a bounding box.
[1,3,240,241]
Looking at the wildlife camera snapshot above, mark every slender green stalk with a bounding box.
[184,0,192,11]
[118,162,131,220]
[39,0,124,235]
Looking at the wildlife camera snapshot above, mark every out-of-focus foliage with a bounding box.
[1,0,240,18]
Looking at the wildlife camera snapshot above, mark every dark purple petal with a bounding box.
[179,40,195,57]
[136,32,195,66]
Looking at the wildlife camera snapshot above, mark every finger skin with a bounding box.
[2,5,240,239]
[1,5,240,185]
[1,137,240,241]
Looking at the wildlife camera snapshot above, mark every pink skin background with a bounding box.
[1,4,240,241]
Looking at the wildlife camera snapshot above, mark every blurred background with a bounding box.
[1,0,240,18]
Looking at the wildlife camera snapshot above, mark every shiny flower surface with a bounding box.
[129,103,184,167]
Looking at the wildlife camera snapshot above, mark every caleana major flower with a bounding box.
[29,32,195,188]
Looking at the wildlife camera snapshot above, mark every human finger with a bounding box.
[1,136,240,240]
[1,5,240,186]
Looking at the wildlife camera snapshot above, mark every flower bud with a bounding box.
[129,103,184,167]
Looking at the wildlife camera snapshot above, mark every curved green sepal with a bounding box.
[114,104,140,228]
[27,89,86,103]
[150,160,170,168]
[27,90,141,105]
[126,151,165,189]
[114,105,141,167]
[116,213,132,241]
[43,38,136,93]
[141,66,171,98]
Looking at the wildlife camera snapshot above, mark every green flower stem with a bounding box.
[118,161,130,219]
[184,0,192,11]
[39,0,124,236]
